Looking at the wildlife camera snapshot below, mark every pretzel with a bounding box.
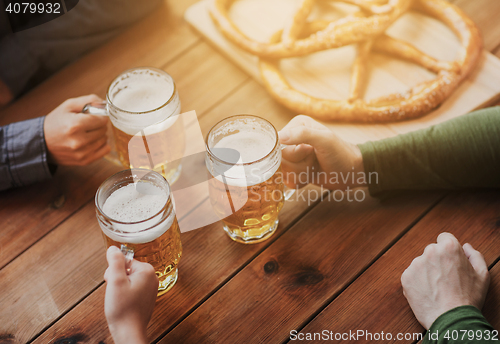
[210,0,412,58]
[257,0,482,122]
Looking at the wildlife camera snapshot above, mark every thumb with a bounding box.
[463,243,488,275]
[279,125,332,151]
[104,246,127,282]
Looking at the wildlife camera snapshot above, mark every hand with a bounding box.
[44,94,110,165]
[104,246,159,344]
[401,233,490,329]
[278,115,364,189]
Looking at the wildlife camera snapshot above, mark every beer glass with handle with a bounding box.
[205,115,294,244]
[84,67,185,184]
[96,169,182,295]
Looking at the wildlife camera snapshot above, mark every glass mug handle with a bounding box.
[120,244,134,275]
[82,101,108,116]
[280,144,296,201]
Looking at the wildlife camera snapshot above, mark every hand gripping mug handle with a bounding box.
[120,244,134,275]
[280,144,296,201]
[82,101,108,116]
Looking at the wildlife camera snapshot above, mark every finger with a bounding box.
[282,144,314,163]
[75,113,109,131]
[82,126,107,142]
[463,243,489,275]
[128,259,155,276]
[80,141,110,165]
[280,114,328,132]
[279,124,333,149]
[436,232,462,254]
[105,246,128,282]
[64,94,103,112]
[436,232,459,245]
[128,260,159,288]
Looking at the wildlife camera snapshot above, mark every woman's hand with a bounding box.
[104,246,159,344]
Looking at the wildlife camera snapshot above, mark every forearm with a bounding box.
[423,306,498,343]
[0,117,54,191]
[109,323,148,344]
[358,107,500,197]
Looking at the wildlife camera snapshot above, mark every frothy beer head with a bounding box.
[101,183,173,244]
[214,131,274,164]
[107,68,181,135]
[112,75,174,113]
[208,116,280,187]
[103,183,167,222]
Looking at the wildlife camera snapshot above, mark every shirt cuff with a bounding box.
[424,305,497,343]
[5,117,53,187]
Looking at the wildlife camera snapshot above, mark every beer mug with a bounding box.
[95,169,182,295]
[205,115,294,244]
[84,67,185,184]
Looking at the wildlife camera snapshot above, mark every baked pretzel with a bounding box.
[210,0,412,58]
[257,0,481,122]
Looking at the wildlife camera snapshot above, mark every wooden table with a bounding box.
[0,1,499,343]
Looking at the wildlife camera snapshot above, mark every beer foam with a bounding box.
[112,77,174,113]
[101,183,174,244]
[214,131,274,163]
[210,131,279,187]
[109,69,181,136]
[103,183,167,222]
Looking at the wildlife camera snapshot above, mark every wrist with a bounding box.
[352,144,366,187]
[108,321,148,344]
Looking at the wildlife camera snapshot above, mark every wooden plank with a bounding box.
[0,162,121,270]
[155,191,442,344]
[297,191,500,343]
[31,75,328,343]
[0,0,202,269]
[0,38,248,268]
[32,186,326,344]
[0,21,254,344]
[452,0,500,52]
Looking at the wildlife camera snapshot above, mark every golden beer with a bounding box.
[112,114,185,183]
[208,165,285,242]
[107,67,185,184]
[96,169,182,295]
[206,115,290,244]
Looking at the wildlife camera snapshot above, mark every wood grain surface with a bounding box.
[0,0,499,343]
[297,191,500,343]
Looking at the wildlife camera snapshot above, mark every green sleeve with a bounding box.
[423,305,498,343]
[358,107,500,197]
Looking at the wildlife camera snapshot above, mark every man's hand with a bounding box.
[104,246,159,344]
[44,94,110,165]
[401,233,490,330]
[278,115,364,190]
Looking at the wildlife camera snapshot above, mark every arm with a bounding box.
[401,233,495,343]
[104,246,159,344]
[278,107,500,194]
[0,117,53,191]
[0,95,110,191]
[359,106,500,196]
[423,306,498,343]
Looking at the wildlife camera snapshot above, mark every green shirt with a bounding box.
[359,106,500,197]
[358,107,500,342]
[424,306,498,343]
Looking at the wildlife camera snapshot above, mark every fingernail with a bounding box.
[279,129,290,142]
[108,245,120,253]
